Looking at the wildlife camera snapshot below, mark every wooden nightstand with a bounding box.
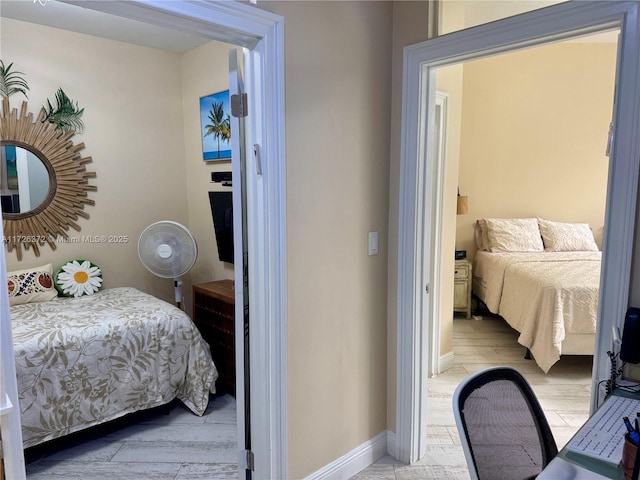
[453,259,472,319]
[192,280,236,396]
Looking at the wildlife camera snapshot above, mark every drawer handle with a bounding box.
[455,270,458,274]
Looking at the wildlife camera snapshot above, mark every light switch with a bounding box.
[368,231,379,256]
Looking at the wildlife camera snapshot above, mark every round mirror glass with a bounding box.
[1,144,51,215]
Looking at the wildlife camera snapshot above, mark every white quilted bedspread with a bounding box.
[474,251,601,372]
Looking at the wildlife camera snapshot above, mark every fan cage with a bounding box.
[138,221,198,279]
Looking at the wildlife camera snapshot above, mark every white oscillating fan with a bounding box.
[138,221,198,309]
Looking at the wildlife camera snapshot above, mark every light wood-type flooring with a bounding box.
[24,394,238,479]
[23,314,592,479]
[351,313,593,480]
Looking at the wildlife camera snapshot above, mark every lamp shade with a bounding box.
[457,195,468,215]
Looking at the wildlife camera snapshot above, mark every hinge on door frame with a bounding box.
[425,283,430,294]
[239,449,255,471]
[231,93,248,118]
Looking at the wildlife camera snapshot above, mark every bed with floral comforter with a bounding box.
[10,287,218,448]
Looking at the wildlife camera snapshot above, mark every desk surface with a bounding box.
[538,456,613,479]
[550,448,624,479]
[539,390,640,480]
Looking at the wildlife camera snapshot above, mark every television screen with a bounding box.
[208,191,234,264]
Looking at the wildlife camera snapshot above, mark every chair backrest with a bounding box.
[452,366,558,480]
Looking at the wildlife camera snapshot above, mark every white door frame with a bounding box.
[397,0,640,463]
[61,1,287,477]
[427,91,449,377]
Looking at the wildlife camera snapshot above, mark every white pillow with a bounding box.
[474,220,486,251]
[485,218,544,253]
[474,219,492,251]
[7,263,58,306]
[538,219,599,252]
[592,225,604,251]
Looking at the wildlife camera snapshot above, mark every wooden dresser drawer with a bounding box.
[453,259,472,319]
[454,263,470,280]
[193,280,236,396]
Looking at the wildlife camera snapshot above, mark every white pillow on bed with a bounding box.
[7,263,58,306]
[538,219,599,252]
[593,225,604,250]
[484,218,544,253]
[474,220,490,251]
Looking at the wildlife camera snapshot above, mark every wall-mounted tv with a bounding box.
[208,191,234,264]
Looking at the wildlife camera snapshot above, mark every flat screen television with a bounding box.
[208,191,234,264]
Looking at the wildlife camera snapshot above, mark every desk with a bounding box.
[538,390,640,480]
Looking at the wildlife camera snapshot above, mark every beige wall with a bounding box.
[2,18,188,305]
[181,41,237,312]
[439,0,564,36]
[1,20,237,315]
[456,42,616,260]
[259,2,392,477]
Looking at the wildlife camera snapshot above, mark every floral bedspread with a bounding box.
[10,287,218,448]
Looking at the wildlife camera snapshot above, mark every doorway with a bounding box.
[435,26,615,402]
[71,2,290,477]
[396,0,640,464]
[0,2,287,478]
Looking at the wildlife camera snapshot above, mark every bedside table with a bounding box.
[192,280,236,396]
[453,259,472,319]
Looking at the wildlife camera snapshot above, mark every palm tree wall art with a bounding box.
[200,90,231,161]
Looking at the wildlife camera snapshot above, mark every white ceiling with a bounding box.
[0,0,210,53]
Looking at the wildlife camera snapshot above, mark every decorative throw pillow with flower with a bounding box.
[54,259,103,297]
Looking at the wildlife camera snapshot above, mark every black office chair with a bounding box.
[452,366,558,480]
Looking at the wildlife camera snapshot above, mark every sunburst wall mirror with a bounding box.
[1,93,96,261]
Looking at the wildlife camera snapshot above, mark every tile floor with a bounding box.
[351,313,593,480]
[24,394,238,479]
[23,314,592,480]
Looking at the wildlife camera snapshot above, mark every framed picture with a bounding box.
[200,90,232,161]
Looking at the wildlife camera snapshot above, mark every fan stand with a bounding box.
[157,241,184,309]
[174,278,184,310]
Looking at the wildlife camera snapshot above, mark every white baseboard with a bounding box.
[304,430,389,480]
[439,351,455,373]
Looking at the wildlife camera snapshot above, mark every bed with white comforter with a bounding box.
[473,251,601,372]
